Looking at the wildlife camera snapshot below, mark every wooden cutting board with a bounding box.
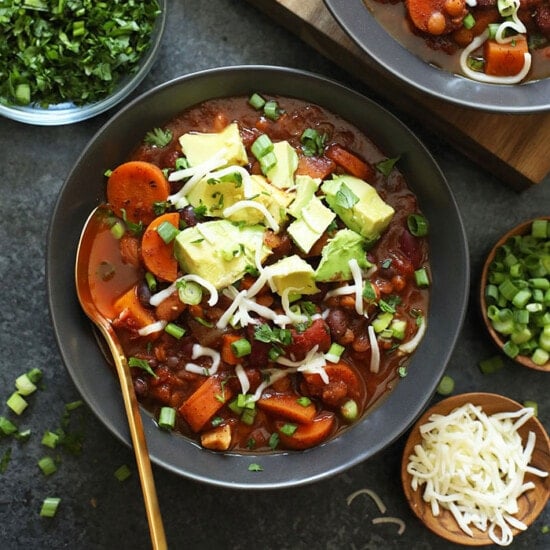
[250,0,550,190]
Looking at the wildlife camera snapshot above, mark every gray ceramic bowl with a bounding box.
[325,0,550,113]
[47,66,469,489]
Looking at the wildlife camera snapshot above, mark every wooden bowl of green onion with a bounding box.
[480,217,550,372]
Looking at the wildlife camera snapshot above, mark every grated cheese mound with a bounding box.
[407,403,548,546]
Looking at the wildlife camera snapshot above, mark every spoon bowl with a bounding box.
[75,207,167,550]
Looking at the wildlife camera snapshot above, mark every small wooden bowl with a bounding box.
[480,217,550,372]
[401,393,550,546]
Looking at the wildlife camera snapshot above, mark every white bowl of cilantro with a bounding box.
[0,0,166,126]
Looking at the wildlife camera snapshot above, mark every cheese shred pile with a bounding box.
[407,403,548,546]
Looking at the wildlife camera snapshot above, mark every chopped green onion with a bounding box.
[158,407,176,430]
[165,322,185,339]
[436,375,455,395]
[407,214,429,237]
[231,338,252,358]
[38,456,57,476]
[463,13,476,29]
[110,221,125,239]
[248,92,266,110]
[258,151,277,175]
[340,399,358,422]
[15,373,37,396]
[7,392,28,415]
[41,431,60,449]
[0,416,18,436]
[280,423,297,436]
[15,83,31,105]
[177,280,202,305]
[27,368,43,384]
[479,355,505,374]
[414,267,430,288]
[325,342,345,362]
[268,432,279,450]
[263,100,282,120]
[145,272,157,292]
[251,134,274,159]
[156,221,179,244]
[114,464,132,482]
[523,400,538,416]
[40,497,61,518]
[297,396,312,407]
[0,448,12,473]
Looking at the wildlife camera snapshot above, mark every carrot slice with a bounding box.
[141,212,180,282]
[302,362,365,403]
[276,412,335,450]
[178,376,233,432]
[106,161,170,225]
[221,333,243,366]
[325,144,374,180]
[257,394,317,424]
[484,35,528,77]
[112,285,156,329]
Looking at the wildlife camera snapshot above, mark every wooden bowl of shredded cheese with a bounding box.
[401,393,550,546]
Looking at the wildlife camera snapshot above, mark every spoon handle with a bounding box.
[103,324,168,550]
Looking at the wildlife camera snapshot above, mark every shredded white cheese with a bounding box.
[137,320,167,336]
[185,343,221,375]
[368,325,380,374]
[406,403,548,546]
[346,488,387,514]
[371,516,406,535]
[398,316,426,354]
[222,200,280,232]
[234,364,250,395]
[149,273,219,308]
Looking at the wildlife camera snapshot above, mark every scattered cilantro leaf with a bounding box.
[144,128,173,148]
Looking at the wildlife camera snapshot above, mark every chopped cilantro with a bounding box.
[128,357,157,378]
[248,463,264,472]
[144,128,173,148]
[335,183,359,209]
[376,156,400,176]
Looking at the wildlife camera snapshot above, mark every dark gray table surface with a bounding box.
[1,1,548,548]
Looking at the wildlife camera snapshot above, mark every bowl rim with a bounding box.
[46,64,470,489]
[0,0,167,126]
[480,216,550,372]
[401,391,550,545]
[324,0,550,114]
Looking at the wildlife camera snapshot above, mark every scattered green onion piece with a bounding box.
[177,280,202,305]
[165,322,185,339]
[436,375,455,396]
[231,338,252,358]
[251,134,274,159]
[325,342,345,362]
[258,151,277,175]
[27,368,42,384]
[110,221,125,240]
[531,219,548,238]
[479,355,505,374]
[40,497,61,518]
[7,392,28,415]
[15,373,37,396]
[0,448,11,473]
[414,267,430,288]
[145,272,157,292]
[248,92,266,110]
[156,221,179,244]
[463,13,476,29]
[41,431,60,449]
[158,407,176,430]
[532,348,549,365]
[114,464,132,482]
[541,524,550,534]
[502,339,519,358]
[390,319,407,340]
[372,312,393,333]
[241,408,257,426]
[263,100,281,120]
[0,416,18,436]
[407,214,429,237]
[523,400,538,416]
[38,456,57,476]
[340,399,359,422]
[268,433,279,450]
[280,423,297,436]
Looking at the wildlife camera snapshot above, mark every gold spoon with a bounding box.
[75,207,167,550]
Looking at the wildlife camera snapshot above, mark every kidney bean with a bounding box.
[179,205,199,227]
[326,308,349,339]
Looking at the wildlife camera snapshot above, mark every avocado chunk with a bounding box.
[265,141,299,189]
[287,196,335,254]
[174,220,268,289]
[179,122,248,167]
[266,255,319,296]
[287,174,321,218]
[321,175,394,242]
[315,229,372,282]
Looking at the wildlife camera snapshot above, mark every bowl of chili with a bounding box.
[0,0,165,126]
[324,0,550,113]
[47,65,469,488]
[480,217,550,372]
